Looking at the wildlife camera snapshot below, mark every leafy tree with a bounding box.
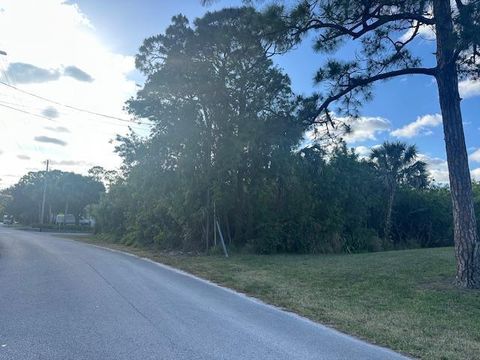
[120,8,303,250]
[88,166,119,189]
[256,0,480,288]
[5,170,104,225]
[369,142,428,244]
[0,193,11,218]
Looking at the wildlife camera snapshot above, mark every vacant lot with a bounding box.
[68,236,480,360]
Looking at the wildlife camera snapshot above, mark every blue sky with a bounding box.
[0,0,479,186]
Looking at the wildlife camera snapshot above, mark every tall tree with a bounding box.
[123,8,303,250]
[370,141,428,244]
[260,0,480,288]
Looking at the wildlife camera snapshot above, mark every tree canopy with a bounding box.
[4,170,104,225]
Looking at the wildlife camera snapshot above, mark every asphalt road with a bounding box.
[0,226,408,359]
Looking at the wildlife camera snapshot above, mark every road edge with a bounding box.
[61,237,411,359]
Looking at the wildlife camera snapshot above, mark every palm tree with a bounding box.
[370,141,429,244]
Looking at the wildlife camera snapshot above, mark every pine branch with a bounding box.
[296,12,434,41]
[314,67,437,124]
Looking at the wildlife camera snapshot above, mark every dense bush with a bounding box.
[94,142,458,254]
[392,187,453,248]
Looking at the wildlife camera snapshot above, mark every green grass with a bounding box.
[66,235,480,360]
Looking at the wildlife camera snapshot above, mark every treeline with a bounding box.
[2,170,104,225]
[92,8,479,254]
[96,142,462,253]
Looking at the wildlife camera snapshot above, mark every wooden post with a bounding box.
[215,218,229,258]
[213,201,217,247]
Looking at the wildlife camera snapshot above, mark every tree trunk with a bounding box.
[384,186,396,246]
[434,0,480,288]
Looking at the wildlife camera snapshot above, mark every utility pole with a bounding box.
[40,160,49,224]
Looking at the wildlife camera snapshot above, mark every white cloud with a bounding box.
[418,153,450,183]
[416,147,480,183]
[399,22,435,43]
[0,0,145,188]
[304,116,390,146]
[353,144,382,159]
[391,114,442,138]
[459,79,480,99]
[342,116,391,143]
[470,149,480,163]
[354,145,371,159]
[472,168,480,181]
[418,153,480,183]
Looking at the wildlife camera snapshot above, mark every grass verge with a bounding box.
[66,235,480,360]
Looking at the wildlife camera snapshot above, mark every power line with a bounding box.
[0,102,147,142]
[0,80,150,125]
[0,99,146,131]
[0,102,54,121]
